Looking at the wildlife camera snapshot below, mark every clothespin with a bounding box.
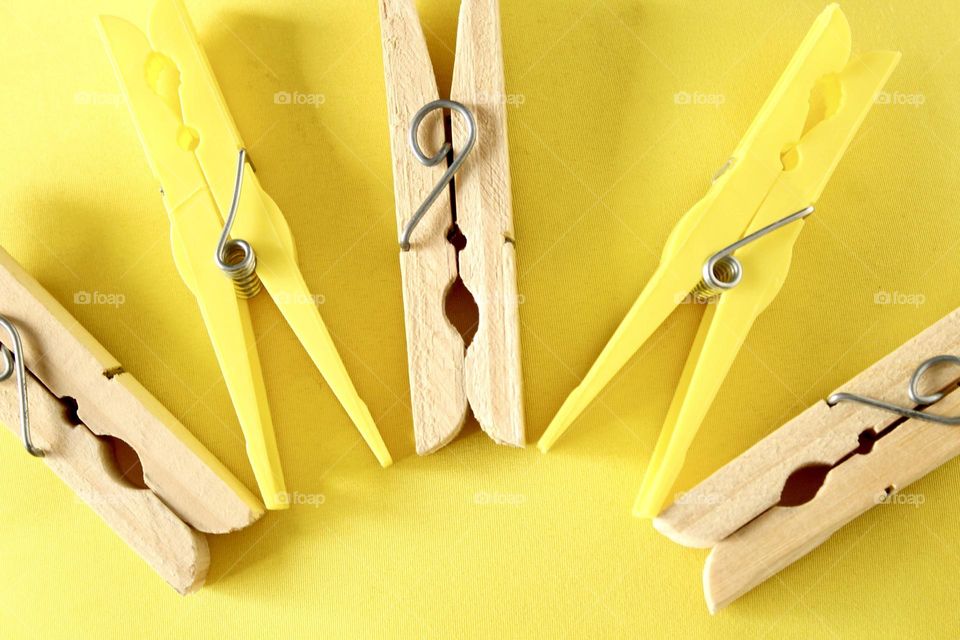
[538,4,900,517]
[0,247,264,593]
[99,0,392,509]
[378,0,525,454]
[655,307,960,612]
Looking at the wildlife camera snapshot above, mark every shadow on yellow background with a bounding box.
[0,0,958,637]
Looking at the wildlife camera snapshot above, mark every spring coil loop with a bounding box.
[687,205,814,304]
[691,255,742,303]
[219,238,261,298]
[215,149,262,299]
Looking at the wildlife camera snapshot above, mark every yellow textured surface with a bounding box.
[0,0,958,637]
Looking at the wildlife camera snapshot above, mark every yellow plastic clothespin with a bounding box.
[99,0,392,510]
[538,5,900,518]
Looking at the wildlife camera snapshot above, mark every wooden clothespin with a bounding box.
[655,307,960,612]
[99,0,393,509]
[0,247,264,594]
[538,5,900,517]
[379,0,524,454]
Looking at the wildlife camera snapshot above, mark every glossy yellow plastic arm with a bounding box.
[242,180,393,467]
[103,0,390,481]
[539,5,853,452]
[538,5,894,456]
[537,246,706,451]
[634,39,900,516]
[148,0,391,467]
[171,194,286,509]
[98,11,288,508]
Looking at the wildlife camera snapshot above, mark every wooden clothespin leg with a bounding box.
[656,307,960,612]
[451,0,524,448]
[0,248,264,593]
[379,0,525,454]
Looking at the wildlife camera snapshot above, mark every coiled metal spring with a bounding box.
[691,205,814,302]
[691,255,743,303]
[215,148,262,298]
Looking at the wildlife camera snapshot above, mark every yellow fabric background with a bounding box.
[1,0,958,637]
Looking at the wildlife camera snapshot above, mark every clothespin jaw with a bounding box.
[101,0,392,507]
[538,5,899,519]
[380,0,470,453]
[633,7,899,517]
[0,247,264,593]
[654,308,960,612]
[379,0,525,454]
[450,0,525,447]
[98,5,287,509]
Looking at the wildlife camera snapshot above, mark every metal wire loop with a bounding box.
[0,315,42,456]
[692,205,815,302]
[215,148,262,298]
[400,99,477,252]
[828,355,960,425]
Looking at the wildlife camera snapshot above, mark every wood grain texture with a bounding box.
[379,0,525,453]
[0,370,210,594]
[451,0,525,447]
[379,0,468,454]
[653,307,960,612]
[704,389,960,612]
[0,247,265,592]
[656,307,960,547]
[0,248,264,533]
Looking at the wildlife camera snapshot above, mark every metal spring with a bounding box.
[828,355,960,425]
[400,99,477,252]
[215,148,262,298]
[689,205,814,303]
[691,255,742,303]
[0,315,42,456]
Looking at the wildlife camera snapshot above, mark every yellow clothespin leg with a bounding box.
[100,0,391,509]
[537,5,899,519]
